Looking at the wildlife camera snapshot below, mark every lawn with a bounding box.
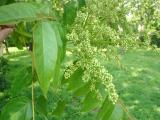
[106,49,160,120]
[2,49,160,120]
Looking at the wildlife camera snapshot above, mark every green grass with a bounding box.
[3,49,160,120]
[106,49,160,120]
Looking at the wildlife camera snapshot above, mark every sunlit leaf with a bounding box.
[0,3,52,25]
[33,21,59,97]
[50,21,64,90]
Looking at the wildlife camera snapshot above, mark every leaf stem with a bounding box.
[31,52,35,120]
[32,79,35,120]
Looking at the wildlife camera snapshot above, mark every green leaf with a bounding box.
[36,95,47,117]
[74,81,103,97]
[73,82,90,96]
[0,97,32,120]
[53,100,66,117]
[50,53,61,91]
[78,0,86,9]
[96,97,115,120]
[82,91,100,112]
[67,68,84,91]
[109,101,136,120]
[50,22,66,90]
[50,21,64,90]
[56,22,66,49]
[33,21,59,97]
[63,0,78,25]
[10,66,32,97]
[0,3,52,25]
[51,22,64,61]
[108,104,124,120]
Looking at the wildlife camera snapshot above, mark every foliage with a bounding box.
[0,57,9,92]
[0,97,32,120]
[0,57,10,116]
[0,0,159,120]
[128,0,160,47]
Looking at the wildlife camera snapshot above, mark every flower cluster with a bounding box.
[64,61,81,79]
[65,0,120,104]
